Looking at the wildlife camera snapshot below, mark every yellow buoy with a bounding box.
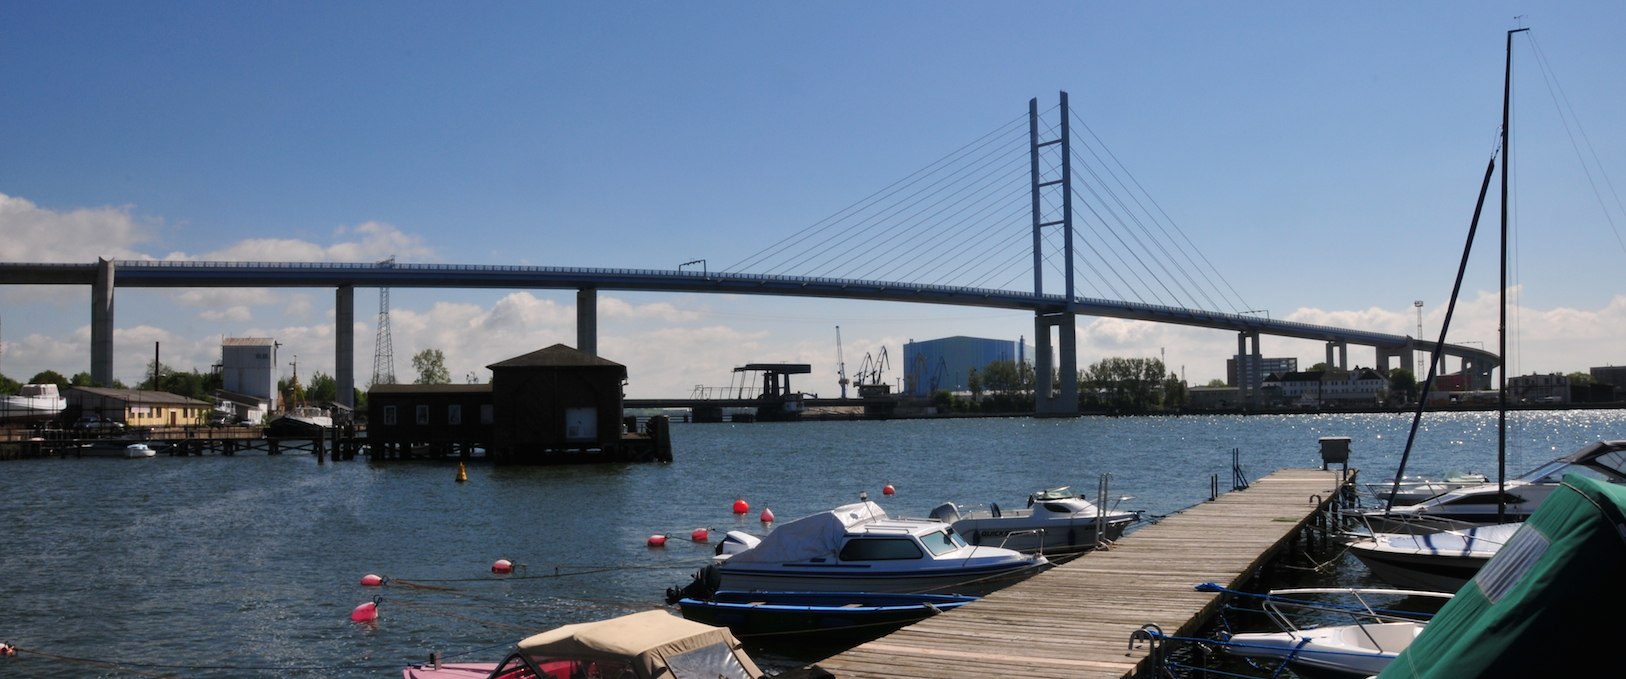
[456,462,468,482]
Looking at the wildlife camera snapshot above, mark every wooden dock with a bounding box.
[815,467,1355,679]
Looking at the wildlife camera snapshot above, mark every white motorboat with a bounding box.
[78,441,157,458]
[928,486,1140,554]
[1212,585,1450,679]
[0,383,67,423]
[266,404,333,436]
[1357,440,1626,530]
[1344,522,1520,592]
[1364,471,1488,506]
[666,500,1049,602]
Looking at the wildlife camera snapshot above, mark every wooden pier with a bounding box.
[815,467,1355,679]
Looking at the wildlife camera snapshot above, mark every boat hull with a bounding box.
[676,591,974,644]
[715,559,1046,597]
[1226,622,1420,679]
[1346,530,1503,593]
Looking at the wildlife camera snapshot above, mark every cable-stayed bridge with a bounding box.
[0,93,1496,415]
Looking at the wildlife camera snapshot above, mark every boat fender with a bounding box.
[492,559,514,574]
[360,573,386,586]
[350,597,381,622]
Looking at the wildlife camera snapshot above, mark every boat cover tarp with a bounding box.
[1377,473,1626,679]
[515,609,761,679]
[722,501,887,565]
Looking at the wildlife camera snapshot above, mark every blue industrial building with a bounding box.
[902,336,1038,397]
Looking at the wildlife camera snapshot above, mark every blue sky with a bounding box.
[4,2,1625,397]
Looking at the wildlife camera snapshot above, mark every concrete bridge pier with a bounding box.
[1376,345,1410,374]
[1324,340,1348,370]
[91,258,116,386]
[577,288,597,356]
[1033,311,1079,416]
[336,285,354,409]
[1237,330,1262,407]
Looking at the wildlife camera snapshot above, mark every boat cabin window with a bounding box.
[1588,449,1626,478]
[1442,492,1526,506]
[919,529,966,556]
[839,537,923,561]
[1040,502,1074,514]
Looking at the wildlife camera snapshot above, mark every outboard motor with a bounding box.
[715,530,761,557]
[665,564,721,604]
[928,502,961,523]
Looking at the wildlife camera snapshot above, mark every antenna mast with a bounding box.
[835,325,849,399]
[371,256,397,386]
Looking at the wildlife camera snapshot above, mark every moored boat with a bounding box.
[666,500,1049,602]
[401,609,832,679]
[1344,522,1518,592]
[929,485,1140,554]
[0,383,67,423]
[77,441,157,458]
[266,404,333,436]
[1206,583,1450,679]
[1356,440,1626,531]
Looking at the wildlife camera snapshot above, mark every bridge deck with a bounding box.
[813,467,1353,679]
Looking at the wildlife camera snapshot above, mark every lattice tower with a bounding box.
[371,258,397,386]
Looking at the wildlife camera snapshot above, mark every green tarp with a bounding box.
[1378,473,1626,678]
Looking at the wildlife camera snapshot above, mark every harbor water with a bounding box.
[2,409,1622,677]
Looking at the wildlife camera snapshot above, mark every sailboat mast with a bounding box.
[1498,27,1528,524]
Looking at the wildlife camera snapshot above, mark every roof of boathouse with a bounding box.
[369,384,491,394]
[67,386,212,406]
[486,343,624,371]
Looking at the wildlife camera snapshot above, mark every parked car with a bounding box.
[75,415,125,431]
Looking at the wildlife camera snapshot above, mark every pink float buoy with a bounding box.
[350,599,379,622]
[732,498,749,514]
[759,508,775,523]
[360,573,385,587]
[491,559,514,574]
[690,527,709,542]
[647,534,668,547]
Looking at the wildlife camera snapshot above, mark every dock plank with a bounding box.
[813,468,1353,679]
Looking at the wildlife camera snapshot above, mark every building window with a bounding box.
[480,404,494,425]
[448,404,462,425]
[416,405,429,425]
[383,405,397,425]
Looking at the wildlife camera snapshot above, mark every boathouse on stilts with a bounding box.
[365,344,671,463]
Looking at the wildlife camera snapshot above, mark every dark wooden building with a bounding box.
[366,344,670,464]
[366,384,493,459]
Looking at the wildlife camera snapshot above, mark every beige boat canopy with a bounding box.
[515,609,761,679]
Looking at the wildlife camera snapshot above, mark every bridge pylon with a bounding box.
[1031,92,1079,416]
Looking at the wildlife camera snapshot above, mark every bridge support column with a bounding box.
[91,258,115,386]
[1376,346,1407,374]
[577,288,597,356]
[1324,341,1348,370]
[335,285,354,409]
[1033,312,1079,417]
[1236,331,1263,409]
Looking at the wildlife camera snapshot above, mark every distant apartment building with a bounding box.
[1509,372,1570,404]
[1227,356,1297,388]
[1261,368,1386,407]
[901,336,1038,397]
[1591,366,1626,401]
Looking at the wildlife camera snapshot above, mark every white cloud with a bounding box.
[0,192,156,262]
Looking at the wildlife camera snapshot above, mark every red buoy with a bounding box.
[350,600,379,622]
[759,507,775,523]
[647,534,668,547]
[690,527,710,542]
[491,559,514,574]
[882,483,896,496]
[732,498,749,514]
[360,573,385,587]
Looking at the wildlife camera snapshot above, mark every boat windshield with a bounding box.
[1517,460,1617,484]
[920,528,967,556]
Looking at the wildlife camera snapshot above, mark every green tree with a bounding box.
[412,349,452,385]
[1388,368,1418,403]
[1205,378,1228,387]
[28,370,69,387]
[307,371,338,402]
[0,373,19,394]
[70,372,96,386]
[1081,356,1169,412]
[1567,371,1595,386]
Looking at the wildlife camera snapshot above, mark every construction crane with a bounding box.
[835,326,849,399]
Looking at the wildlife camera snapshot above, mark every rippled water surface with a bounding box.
[3,410,1622,677]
